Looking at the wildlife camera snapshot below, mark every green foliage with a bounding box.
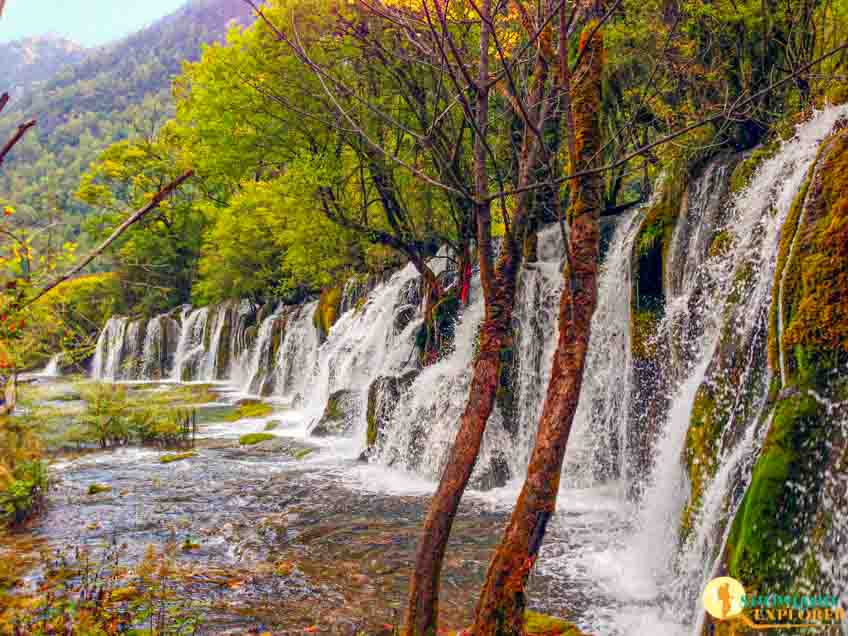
[0,0,253,245]
[0,460,48,526]
[87,483,111,495]
[78,132,207,314]
[73,385,197,450]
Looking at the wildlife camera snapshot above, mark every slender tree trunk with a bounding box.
[404,2,560,631]
[470,21,605,636]
[403,238,522,636]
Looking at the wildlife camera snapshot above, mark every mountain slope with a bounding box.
[0,0,254,236]
[0,35,86,98]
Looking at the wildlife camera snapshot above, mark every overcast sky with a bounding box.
[0,0,188,46]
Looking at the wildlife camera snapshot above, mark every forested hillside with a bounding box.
[0,35,86,97]
[0,0,254,239]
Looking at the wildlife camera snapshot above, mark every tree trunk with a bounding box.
[470,21,605,636]
[403,236,522,636]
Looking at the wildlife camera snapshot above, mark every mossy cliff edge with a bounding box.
[725,125,848,596]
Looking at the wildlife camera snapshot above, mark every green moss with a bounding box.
[324,394,342,420]
[366,394,378,448]
[87,483,111,495]
[264,420,282,431]
[771,129,848,383]
[708,230,733,258]
[729,142,780,194]
[635,163,686,259]
[632,309,661,360]
[226,400,274,422]
[293,448,313,460]
[524,611,585,635]
[159,452,197,464]
[313,286,343,340]
[681,388,722,537]
[239,433,275,446]
[727,393,826,591]
[181,538,201,551]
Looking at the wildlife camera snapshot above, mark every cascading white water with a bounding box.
[82,104,848,635]
[303,264,423,433]
[509,226,565,475]
[41,354,62,377]
[171,307,209,382]
[238,304,283,395]
[92,316,128,381]
[562,211,644,490]
[273,301,320,404]
[617,105,848,633]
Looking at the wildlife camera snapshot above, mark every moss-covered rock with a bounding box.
[239,433,276,446]
[226,400,274,422]
[365,371,419,452]
[775,128,848,383]
[727,393,827,591]
[160,451,197,464]
[314,286,343,342]
[87,483,111,495]
[311,389,360,437]
[524,611,586,636]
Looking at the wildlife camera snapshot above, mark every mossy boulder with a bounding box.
[87,483,111,495]
[365,371,419,453]
[311,389,360,438]
[524,611,586,635]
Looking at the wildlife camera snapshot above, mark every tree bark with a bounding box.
[470,20,605,636]
[403,237,522,636]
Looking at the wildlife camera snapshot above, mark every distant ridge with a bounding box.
[0,35,86,98]
[0,0,255,234]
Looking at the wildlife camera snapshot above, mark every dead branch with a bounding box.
[22,170,194,308]
[0,120,37,167]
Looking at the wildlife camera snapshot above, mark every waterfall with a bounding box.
[92,316,128,381]
[303,263,423,431]
[509,226,565,474]
[562,210,644,490]
[629,105,848,629]
[42,354,62,377]
[171,307,209,382]
[238,304,283,396]
[274,301,320,404]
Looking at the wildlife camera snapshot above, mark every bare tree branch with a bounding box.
[22,170,195,308]
[490,40,848,201]
[0,120,37,168]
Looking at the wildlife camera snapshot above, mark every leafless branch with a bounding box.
[0,120,37,167]
[22,170,195,308]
